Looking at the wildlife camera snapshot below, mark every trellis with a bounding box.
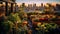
[0,0,17,16]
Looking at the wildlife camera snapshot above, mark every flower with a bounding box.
[35,28,39,30]
[41,24,45,27]
[44,27,46,29]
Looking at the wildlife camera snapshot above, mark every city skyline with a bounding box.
[16,0,60,6]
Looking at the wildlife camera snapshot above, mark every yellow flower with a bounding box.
[41,24,45,27]
[44,27,46,29]
[35,28,39,30]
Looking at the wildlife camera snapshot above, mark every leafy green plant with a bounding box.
[1,20,14,34]
[36,23,58,34]
[8,13,21,23]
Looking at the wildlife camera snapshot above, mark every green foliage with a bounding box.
[1,20,14,33]
[36,23,58,33]
[27,12,37,15]
[18,11,27,20]
[8,13,21,23]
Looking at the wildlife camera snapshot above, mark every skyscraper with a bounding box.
[33,3,37,11]
[28,4,32,11]
[22,3,25,7]
[39,3,44,11]
[33,4,36,7]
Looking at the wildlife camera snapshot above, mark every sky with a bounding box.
[16,0,60,6]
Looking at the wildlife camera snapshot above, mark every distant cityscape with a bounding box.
[0,0,60,16]
[16,3,60,13]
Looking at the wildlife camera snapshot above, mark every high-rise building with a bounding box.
[28,4,32,11]
[39,3,44,11]
[56,4,60,11]
[41,3,43,7]
[22,3,25,7]
[32,3,37,11]
[33,4,36,7]
[54,4,60,13]
[28,4,32,8]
